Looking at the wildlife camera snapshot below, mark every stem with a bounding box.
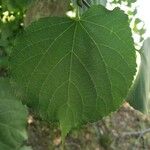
[77,4,80,19]
[71,0,90,19]
[82,0,90,8]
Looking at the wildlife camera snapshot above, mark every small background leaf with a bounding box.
[0,78,30,150]
[128,38,150,114]
[1,0,35,11]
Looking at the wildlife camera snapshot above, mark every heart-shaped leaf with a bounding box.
[10,5,136,138]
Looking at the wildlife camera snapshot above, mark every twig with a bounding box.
[82,0,91,8]
[65,142,81,149]
[77,0,90,8]
[122,128,150,137]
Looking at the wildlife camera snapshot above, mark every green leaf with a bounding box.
[112,0,137,6]
[1,0,35,11]
[128,38,150,114]
[10,5,136,138]
[91,0,107,6]
[0,14,24,55]
[0,57,9,68]
[0,78,30,150]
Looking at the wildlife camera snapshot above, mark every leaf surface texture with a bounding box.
[10,5,136,137]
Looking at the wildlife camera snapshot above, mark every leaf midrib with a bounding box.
[67,22,77,106]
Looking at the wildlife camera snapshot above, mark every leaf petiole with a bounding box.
[77,0,90,8]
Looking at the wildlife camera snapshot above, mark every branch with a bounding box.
[122,128,150,137]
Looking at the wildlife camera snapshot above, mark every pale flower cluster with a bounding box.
[1,10,16,23]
